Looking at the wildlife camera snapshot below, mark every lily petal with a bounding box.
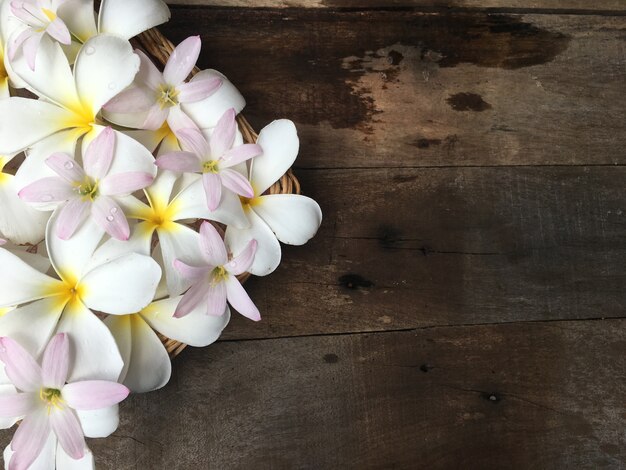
[102,86,154,114]
[157,223,202,297]
[163,36,200,86]
[91,196,130,241]
[206,282,227,317]
[0,392,36,419]
[81,126,114,180]
[10,410,51,470]
[199,221,228,266]
[220,143,263,169]
[99,172,154,196]
[0,337,41,392]
[176,127,210,158]
[174,278,209,318]
[49,408,85,460]
[220,168,254,198]
[155,151,201,173]
[46,17,71,45]
[177,76,221,104]
[225,239,257,276]
[56,198,91,240]
[18,177,74,204]
[202,172,222,212]
[225,275,260,321]
[62,380,129,410]
[45,153,85,184]
[173,259,210,282]
[209,108,236,158]
[41,333,69,390]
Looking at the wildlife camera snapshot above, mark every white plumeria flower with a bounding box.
[156,108,262,211]
[103,36,222,131]
[0,34,139,157]
[18,127,155,241]
[225,120,322,276]
[174,221,259,321]
[0,333,129,470]
[0,153,48,245]
[7,0,71,70]
[0,213,161,385]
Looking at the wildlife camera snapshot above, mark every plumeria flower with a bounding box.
[19,127,155,240]
[0,213,161,385]
[0,153,48,245]
[156,108,262,211]
[0,34,139,157]
[103,36,222,131]
[0,333,129,470]
[7,0,71,70]
[225,120,322,276]
[174,221,259,321]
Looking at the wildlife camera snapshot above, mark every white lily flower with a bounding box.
[0,153,49,245]
[0,33,139,156]
[0,213,161,385]
[225,120,322,276]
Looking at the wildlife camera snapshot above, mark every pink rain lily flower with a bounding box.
[174,221,260,321]
[104,36,222,131]
[0,333,129,470]
[8,0,71,70]
[19,127,155,241]
[156,108,262,211]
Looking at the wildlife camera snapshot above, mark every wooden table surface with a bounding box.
[12,1,626,469]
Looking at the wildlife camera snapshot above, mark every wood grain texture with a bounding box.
[162,9,626,168]
[220,166,626,339]
[166,0,626,12]
[72,320,625,469]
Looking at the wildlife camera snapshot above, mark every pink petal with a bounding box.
[0,238,6,245]
[209,108,236,159]
[10,2,43,23]
[166,105,199,134]
[220,169,254,198]
[0,392,36,418]
[0,337,42,392]
[62,381,129,410]
[225,239,257,276]
[173,259,210,281]
[9,29,33,61]
[177,77,221,104]
[83,127,115,180]
[55,198,91,240]
[41,333,69,390]
[22,32,43,71]
[10,410,50,470]
[220,143,263,169]
[155,151,201,173]
[142,104,169,131]
[163,36,201,86]
[202,172,222,212]
[99,172,154,196]
[45,153,85,184]
[176,128,210,158]
[174,279,210,318]
[206,281,227,316]
[199,221,228,266]
[91,196,130,241]
[18,177,74,203]
[136,50,165,90]
[46,18,71,45]
[225,276,260,321]
[103,86,155,113]
[49,408,85,460]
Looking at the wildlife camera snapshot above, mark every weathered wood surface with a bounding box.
[166,1,626,12]
[85,320,626,469]
[163,9,626,168]
[222,166,626,339]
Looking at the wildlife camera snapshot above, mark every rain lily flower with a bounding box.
[225,120,322,276]
[0,333,129,470]
[7,0,72,70]
[174,221,259,321]
[18,127,155,240]
[156,108,262,211]
[103,36,222,131]
[0,213,161,384]
[0,153,48,245]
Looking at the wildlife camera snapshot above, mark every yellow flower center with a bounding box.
[211,266,228,285]
[40,387,65,413]
[202,160,219,174]
[0,156,9,184]
[156,85,180,109]
[75,179,98,201]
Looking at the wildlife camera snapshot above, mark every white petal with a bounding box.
[225,208,281,276]
[0,175,49,244]
[0,248,61,308]
[98,0,170,40]
[55,300,123,382]
[46,213,104,284]
[181,69,245,128]
[57,0,97,42]
[102,314,131,385]
[252,194,322,246]
[141,297,230,348]
[251,119,299,195]
[74,34,140,117]
[0,98,72,154]
[76,405,119,438]
[4,432,57,470]
[157,223,201,297]
[145,169,178,214]
[56,443,95,470]
[86,221,152,273]
[10,250,50,275]
[80,253,161,315]
[106,314,170,393]
[0,385,18,429]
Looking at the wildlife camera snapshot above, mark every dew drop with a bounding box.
[107,82,116,90]
[41,194,53,202]
[64,161,74,170]
[85,46,95,55]
[106,215,114,222]
[110,207,118,214]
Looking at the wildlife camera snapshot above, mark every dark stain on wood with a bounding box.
[338,273,374,290]
[420,363,434,373]
[413,138,443,148]
[387,49,404,65]
[377,224,402,249]
[323,353,339,363]
[447,92,492,112]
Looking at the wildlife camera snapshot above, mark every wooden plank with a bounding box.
[166,1,626,12]
[78,320,626,469]
[162,9,626,167]
[221,166,626,339]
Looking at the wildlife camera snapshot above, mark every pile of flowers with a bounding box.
[0,0,322,468]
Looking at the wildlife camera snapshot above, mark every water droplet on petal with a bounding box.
[64,161,74,170]
[107,82,116,90]
[41,194,53,202]
[110,207,118,214]
[106,215,114,222]
[85,46,95,55]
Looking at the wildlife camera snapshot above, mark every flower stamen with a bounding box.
[202,160,219,174]
[156,85,180,109]
[211,266,228,285]
[40,387,65,414]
